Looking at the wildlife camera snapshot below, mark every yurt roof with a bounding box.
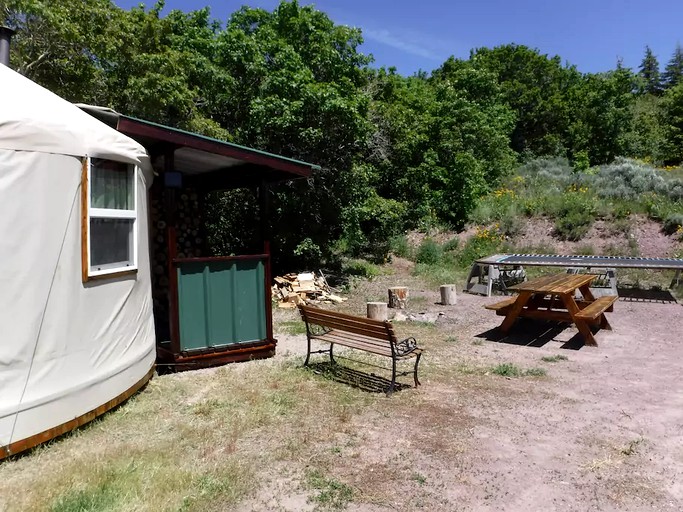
[0,65,150,174]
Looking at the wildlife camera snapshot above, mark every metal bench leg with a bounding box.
[387,358,397,395]
[413,353,422,387]
[329,343,336,365]
[304,335,311,366]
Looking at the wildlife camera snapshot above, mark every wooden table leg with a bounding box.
[561,293,597,347]
[578,284,595,302]
[500,291,533,334]
[579,283,612,330]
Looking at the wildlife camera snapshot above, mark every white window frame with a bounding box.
[82,156,138,281]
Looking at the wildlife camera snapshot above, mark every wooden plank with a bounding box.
[575,295,618,321]
[515,309,574,323]
[508,273,597,294]
[305,317,391,340]
[80,158,89,283]
[314,334,394,356]
[300,308,394,339]
[319,329,394,349]
[484,297,517,311]
[300,305,389,328]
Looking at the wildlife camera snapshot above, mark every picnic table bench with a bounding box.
[298,305,423,394]
[485,273,617,346]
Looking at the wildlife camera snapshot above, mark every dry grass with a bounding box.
[0,362,375,511]
[1,261,680,511]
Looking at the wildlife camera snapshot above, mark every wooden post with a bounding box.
[440,284,457,305]
[388,287,408,309]
[367,302,388,321]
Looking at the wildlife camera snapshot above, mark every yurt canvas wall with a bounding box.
[0,65,156,458]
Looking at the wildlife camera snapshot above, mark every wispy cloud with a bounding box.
[363,28,442,60]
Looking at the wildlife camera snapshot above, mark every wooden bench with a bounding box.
[298,305,423,394]
[484,297,517,315]
[575,295,618,329]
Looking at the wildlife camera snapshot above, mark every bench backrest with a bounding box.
[298,305,398,343]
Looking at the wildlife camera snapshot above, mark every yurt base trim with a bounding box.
[157,341,276,371]
[0,365,155,460]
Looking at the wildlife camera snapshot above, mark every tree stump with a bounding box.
[440,284,457,305]
[367,302,388,321]
[388,287,408,309]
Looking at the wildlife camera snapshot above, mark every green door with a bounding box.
[176,258,267,352]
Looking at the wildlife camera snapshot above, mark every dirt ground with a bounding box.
[242,260,683,512]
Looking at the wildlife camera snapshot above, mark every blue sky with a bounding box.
[115,0,683,75]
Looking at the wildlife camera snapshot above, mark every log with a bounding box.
[367,302,388,321]
[440,284,457,305]
[388,287,408,309]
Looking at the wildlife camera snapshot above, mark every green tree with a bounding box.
[1,0,117,102]
[638,45,662,95]
[624,94,669,164]
[662,82,683,163]
[468,44,579,157]
[663,43,683,89]
[208,1,373,265]
[566,68,635,165]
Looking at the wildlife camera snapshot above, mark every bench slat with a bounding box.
[313,332,394,356]
[301,306,390,328]
[313,331,422,359]
[575,295,618,321]
[300,307,396,340]
[304,317,393,340]
[484,297,517,311]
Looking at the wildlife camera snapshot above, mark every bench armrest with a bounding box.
[395,337,419,356]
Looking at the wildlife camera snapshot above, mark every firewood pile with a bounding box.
[272,271,346,308]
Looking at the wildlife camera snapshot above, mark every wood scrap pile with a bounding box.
[272,271,346,308]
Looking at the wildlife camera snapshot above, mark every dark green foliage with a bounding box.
[639,45,662,95]
[663,43,683,89]
[662,83,683,163]
[389,234,411,258]
[6,0,683,271]
[442,236,460,252]
[468,44,577,156]
[415,238,442,264]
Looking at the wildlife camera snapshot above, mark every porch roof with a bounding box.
[77,105,319,185]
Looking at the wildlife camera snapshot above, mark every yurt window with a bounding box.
[82,157,137,280]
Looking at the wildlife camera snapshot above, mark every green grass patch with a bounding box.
[305,469,354,510]
[279,320,308,335]
[490,363,547,378]
[343,259,382,279]
[541,355,569,363]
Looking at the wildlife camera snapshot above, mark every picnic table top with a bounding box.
[506,273,598,295]
[475,253,683,270]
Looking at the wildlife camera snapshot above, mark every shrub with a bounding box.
[343,259,381,279]
[389,234,411,258]
[442,236,460,252]
[415,238,442,264]
[593,158,668,200]
[341,193,407,263]
[293,238,323,268]
[456,229,504,268]
[663,213,683,236]
[554,211,594,241]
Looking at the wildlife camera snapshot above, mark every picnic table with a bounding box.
[485,273,618,346]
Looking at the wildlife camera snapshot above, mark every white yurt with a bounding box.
[0,64,156,458]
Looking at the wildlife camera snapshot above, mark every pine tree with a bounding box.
[663,43,683,89]
[639,45,662,95]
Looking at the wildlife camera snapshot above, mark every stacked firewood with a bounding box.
[272,271,346,308]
